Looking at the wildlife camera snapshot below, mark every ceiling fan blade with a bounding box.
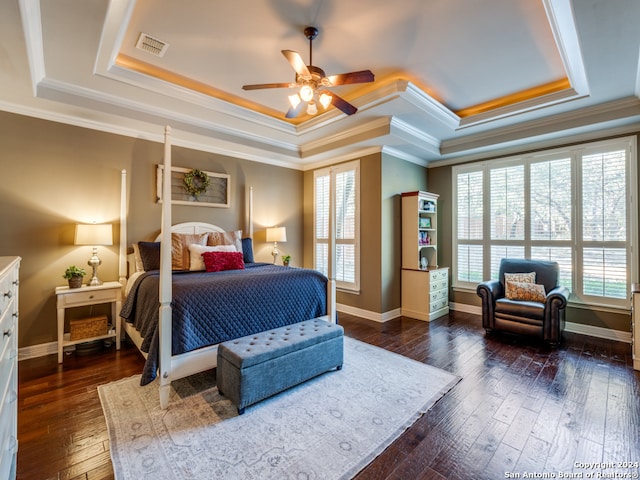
[282,50,310,76]
[326,70,375,86]
[320,89,357,115]
[242,82,295,91]
[285,100,306,119]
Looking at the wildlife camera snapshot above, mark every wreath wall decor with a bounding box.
[156,165,230,208]
[183,168,211,198]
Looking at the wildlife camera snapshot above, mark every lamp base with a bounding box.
[272,243,280,264]
[87,248,103,286]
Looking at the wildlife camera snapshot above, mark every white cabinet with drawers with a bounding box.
[401,190,449,321]
[401,267,449,322]
[0,256,20,480]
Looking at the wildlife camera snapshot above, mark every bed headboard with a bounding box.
[153,222,226,241]
[124,222,229,278]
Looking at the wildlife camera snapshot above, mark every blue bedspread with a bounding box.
[120,263,328,385]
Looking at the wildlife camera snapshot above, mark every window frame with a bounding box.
[313,160,361,292]
[452,136,638,309]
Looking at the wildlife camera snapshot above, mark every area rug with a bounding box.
[98,337,460,480]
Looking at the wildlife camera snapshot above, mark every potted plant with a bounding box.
[282,255,291,267]
[63,265,86,288]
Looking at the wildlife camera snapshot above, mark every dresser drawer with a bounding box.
[0,274,16,319]
[0,348,16,415]
[429,278,448,292]
[0,373,17,467]
[57,287,119,308]
[430,297,448,312]
[429,269,448,282]
[430,288,449,302]
[0,304,16,366]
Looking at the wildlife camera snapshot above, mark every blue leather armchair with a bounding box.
[476,258,570,345]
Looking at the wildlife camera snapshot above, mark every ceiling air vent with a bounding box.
[135,33,169,57]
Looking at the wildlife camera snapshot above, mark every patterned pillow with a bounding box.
[505,281,547,303]
[207,230,243,252]
[188,244,236,271]
[504,272,536,284]
[171,233,208,270]
[202,251,245,272]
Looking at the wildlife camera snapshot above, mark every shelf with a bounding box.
[62,328,116,347]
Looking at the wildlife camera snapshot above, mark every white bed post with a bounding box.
[159,126,173,409]
[248,186,253,239]
[118,169,127,289]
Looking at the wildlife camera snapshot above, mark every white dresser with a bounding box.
[401,267,449,322]
[0,256,20,480]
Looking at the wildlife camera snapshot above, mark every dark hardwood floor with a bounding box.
[17,311,640,479]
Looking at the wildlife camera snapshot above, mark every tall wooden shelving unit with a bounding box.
[401,191,449,321]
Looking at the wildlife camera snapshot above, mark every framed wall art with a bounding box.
[156,165,230,208]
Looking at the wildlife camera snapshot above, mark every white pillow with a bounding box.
[188,244,236,271]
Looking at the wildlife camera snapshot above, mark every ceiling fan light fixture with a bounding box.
[299,85,314,102]
[306,101,318,115]
[319,92,332,109]
[288,93,302,109]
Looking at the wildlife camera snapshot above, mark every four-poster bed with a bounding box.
[118,126,337,409]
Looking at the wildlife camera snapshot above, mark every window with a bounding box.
[452,137,637,308]
[314,160,360,291]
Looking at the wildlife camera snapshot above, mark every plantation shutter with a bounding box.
[456,171,484,283]
[314,160,360,291]
[581,149,627,299]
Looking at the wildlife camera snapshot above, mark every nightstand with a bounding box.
[55,281,122,363]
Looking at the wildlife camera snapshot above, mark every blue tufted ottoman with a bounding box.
[216,317,344,414]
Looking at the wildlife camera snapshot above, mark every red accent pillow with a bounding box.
[202,251,245,272]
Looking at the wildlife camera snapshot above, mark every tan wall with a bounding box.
[303,153,427,315]
[303,153,382,312]
[0,111,303,348]
[381,154,427,312]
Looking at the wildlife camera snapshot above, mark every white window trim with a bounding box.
[313,160,361,293]
[452,136,638,309]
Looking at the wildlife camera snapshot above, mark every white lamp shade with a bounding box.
[75,223,113,246]
[266,226,287,243]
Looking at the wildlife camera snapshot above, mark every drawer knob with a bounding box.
[3,329,11,337]
[12,280,19,286]
[89,295,94,299]
[3,290,12,298]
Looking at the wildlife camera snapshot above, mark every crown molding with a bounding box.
[18,0,45,94]
[543,0,589,96]
[457,87,583,128]
[381,146,430,167]
[428,120,640,169]
[300,116,391,158]
[441,97,640,156]
[390,117,440,154]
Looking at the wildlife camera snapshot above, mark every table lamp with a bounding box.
[75,223,113,286]
[266,226,287,264]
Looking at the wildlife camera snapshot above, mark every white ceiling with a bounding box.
[2,0,640,170]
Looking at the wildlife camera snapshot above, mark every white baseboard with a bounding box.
[448,302,632,343]
[337,304,400,323]
[564,322,631,343]
[17,303,632,361]
[18,341,57,361]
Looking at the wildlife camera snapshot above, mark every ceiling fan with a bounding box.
[242,26,375,118]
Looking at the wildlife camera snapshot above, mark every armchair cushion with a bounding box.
[505,281,546,302]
